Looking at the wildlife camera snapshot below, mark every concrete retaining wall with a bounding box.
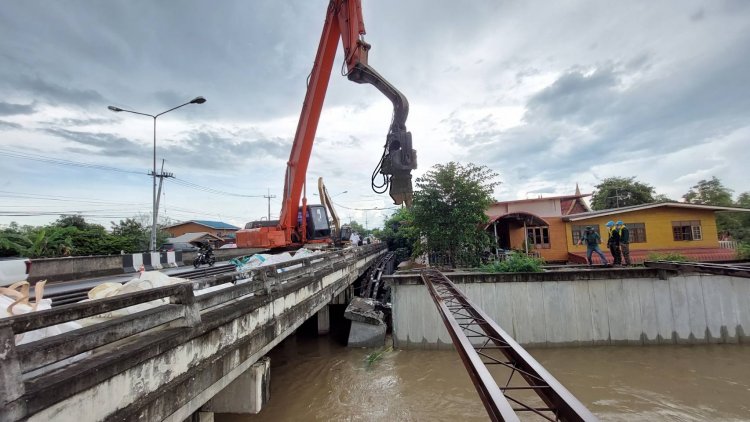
[29,248,265,282]
[390,270,750,349]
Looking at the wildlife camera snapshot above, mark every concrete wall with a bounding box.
[391,270,750,349]
[29,248,265,282]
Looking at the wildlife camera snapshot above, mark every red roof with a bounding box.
[492,193,591,206]
[568,248,737,264]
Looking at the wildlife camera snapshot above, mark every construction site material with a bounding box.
[421,269,597,422]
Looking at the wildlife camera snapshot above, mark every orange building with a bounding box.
[485,188,590,262]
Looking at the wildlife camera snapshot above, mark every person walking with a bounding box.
[616,221,631,265]
[606,221,622,266]
[577,226,608,266]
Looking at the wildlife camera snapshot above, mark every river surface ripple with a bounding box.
[219,337,750,421]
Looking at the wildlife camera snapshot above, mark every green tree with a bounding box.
[729,192,750,242]
[378,207,418,263]
[54,214,89,230]
[0,224,28,257]
[411,162,499,267]
[20,227,75,258]
[348,221,371,237]
[683,177,740,240]
[590,177,655,210]
[110,218,150,253]
[683,176,734,206]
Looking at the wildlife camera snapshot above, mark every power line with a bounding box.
[332,201,398,211]
[0,148,145,175]
[0,190,149,206]
[170,177,265,198]
[1,148,265,198]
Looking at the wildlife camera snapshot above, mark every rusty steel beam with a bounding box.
[644,260,750,278]
[421,269,598,422]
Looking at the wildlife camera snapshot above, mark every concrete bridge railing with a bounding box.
[1,243,386,422]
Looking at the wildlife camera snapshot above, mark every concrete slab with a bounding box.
[635,279,659,344]
[684,275,708,342]
[572,281,593,345]
[203,357,270,414]
[348,320,386,348]
[668,277,691,342]
[588,280,610,344]
[651,279,675,344]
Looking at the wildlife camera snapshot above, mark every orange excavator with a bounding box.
[236,0,417,249]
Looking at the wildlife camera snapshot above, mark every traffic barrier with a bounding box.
[161,251,181,268]
[122,253,144,273]
[122,252,184,273]
[144,252,162,271]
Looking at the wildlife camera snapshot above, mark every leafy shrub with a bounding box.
[646,252,691,262]
[481,252,544,273]
[737,243,750,260]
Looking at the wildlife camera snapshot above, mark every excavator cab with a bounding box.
[297,204,331,242]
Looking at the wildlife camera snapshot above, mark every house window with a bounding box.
[527,226,550,249]
[672,220,702,241]
[572,225,600,244]
[626,223,646,243]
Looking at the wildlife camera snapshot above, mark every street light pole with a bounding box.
[108,96,206,251]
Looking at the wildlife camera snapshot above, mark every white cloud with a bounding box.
[1,0,749,230]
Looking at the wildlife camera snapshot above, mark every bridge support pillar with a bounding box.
[317,305,330,335]
[203,357,270,415]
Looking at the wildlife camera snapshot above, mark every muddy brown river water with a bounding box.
[218,335,750,421]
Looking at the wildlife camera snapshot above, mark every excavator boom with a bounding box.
[236,0,416,249]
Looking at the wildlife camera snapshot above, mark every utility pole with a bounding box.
[264,188,276,221]
[150,159,174,249]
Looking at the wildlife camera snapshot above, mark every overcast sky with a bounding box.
[1,0,748,230]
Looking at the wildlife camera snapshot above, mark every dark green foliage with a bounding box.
[0,214,166,258]
[682,176,734,206]
[737,243,750,260]
[590,177,656,210]
[378,208,417,263]
[682,177,749,242]
[481,252,544,273]
[646,252,691,262]
[348,221,371,237]
[411,162,499,268]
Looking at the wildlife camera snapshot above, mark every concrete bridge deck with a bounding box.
[0,243,386,422]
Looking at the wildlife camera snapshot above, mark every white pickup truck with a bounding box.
[0,258,32,286]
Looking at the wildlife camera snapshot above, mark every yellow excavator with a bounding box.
[317,177,352,246]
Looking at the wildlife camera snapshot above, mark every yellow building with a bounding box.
[564,203,750,263]
[486,195,750,263]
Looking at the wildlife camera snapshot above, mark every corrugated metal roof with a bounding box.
[166,220,240,230]
[167,232,224,243]
[563,202,750,221]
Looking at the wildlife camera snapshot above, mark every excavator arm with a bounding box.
[236,0,416,248]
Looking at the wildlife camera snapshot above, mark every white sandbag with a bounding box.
[0,281,88,371]
[88,282,123,300]
[137,270,188,286]
[294,248,319,258]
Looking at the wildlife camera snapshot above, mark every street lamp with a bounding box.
[108,96,206,251]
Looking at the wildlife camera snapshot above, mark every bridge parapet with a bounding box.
[0,243,386,422]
